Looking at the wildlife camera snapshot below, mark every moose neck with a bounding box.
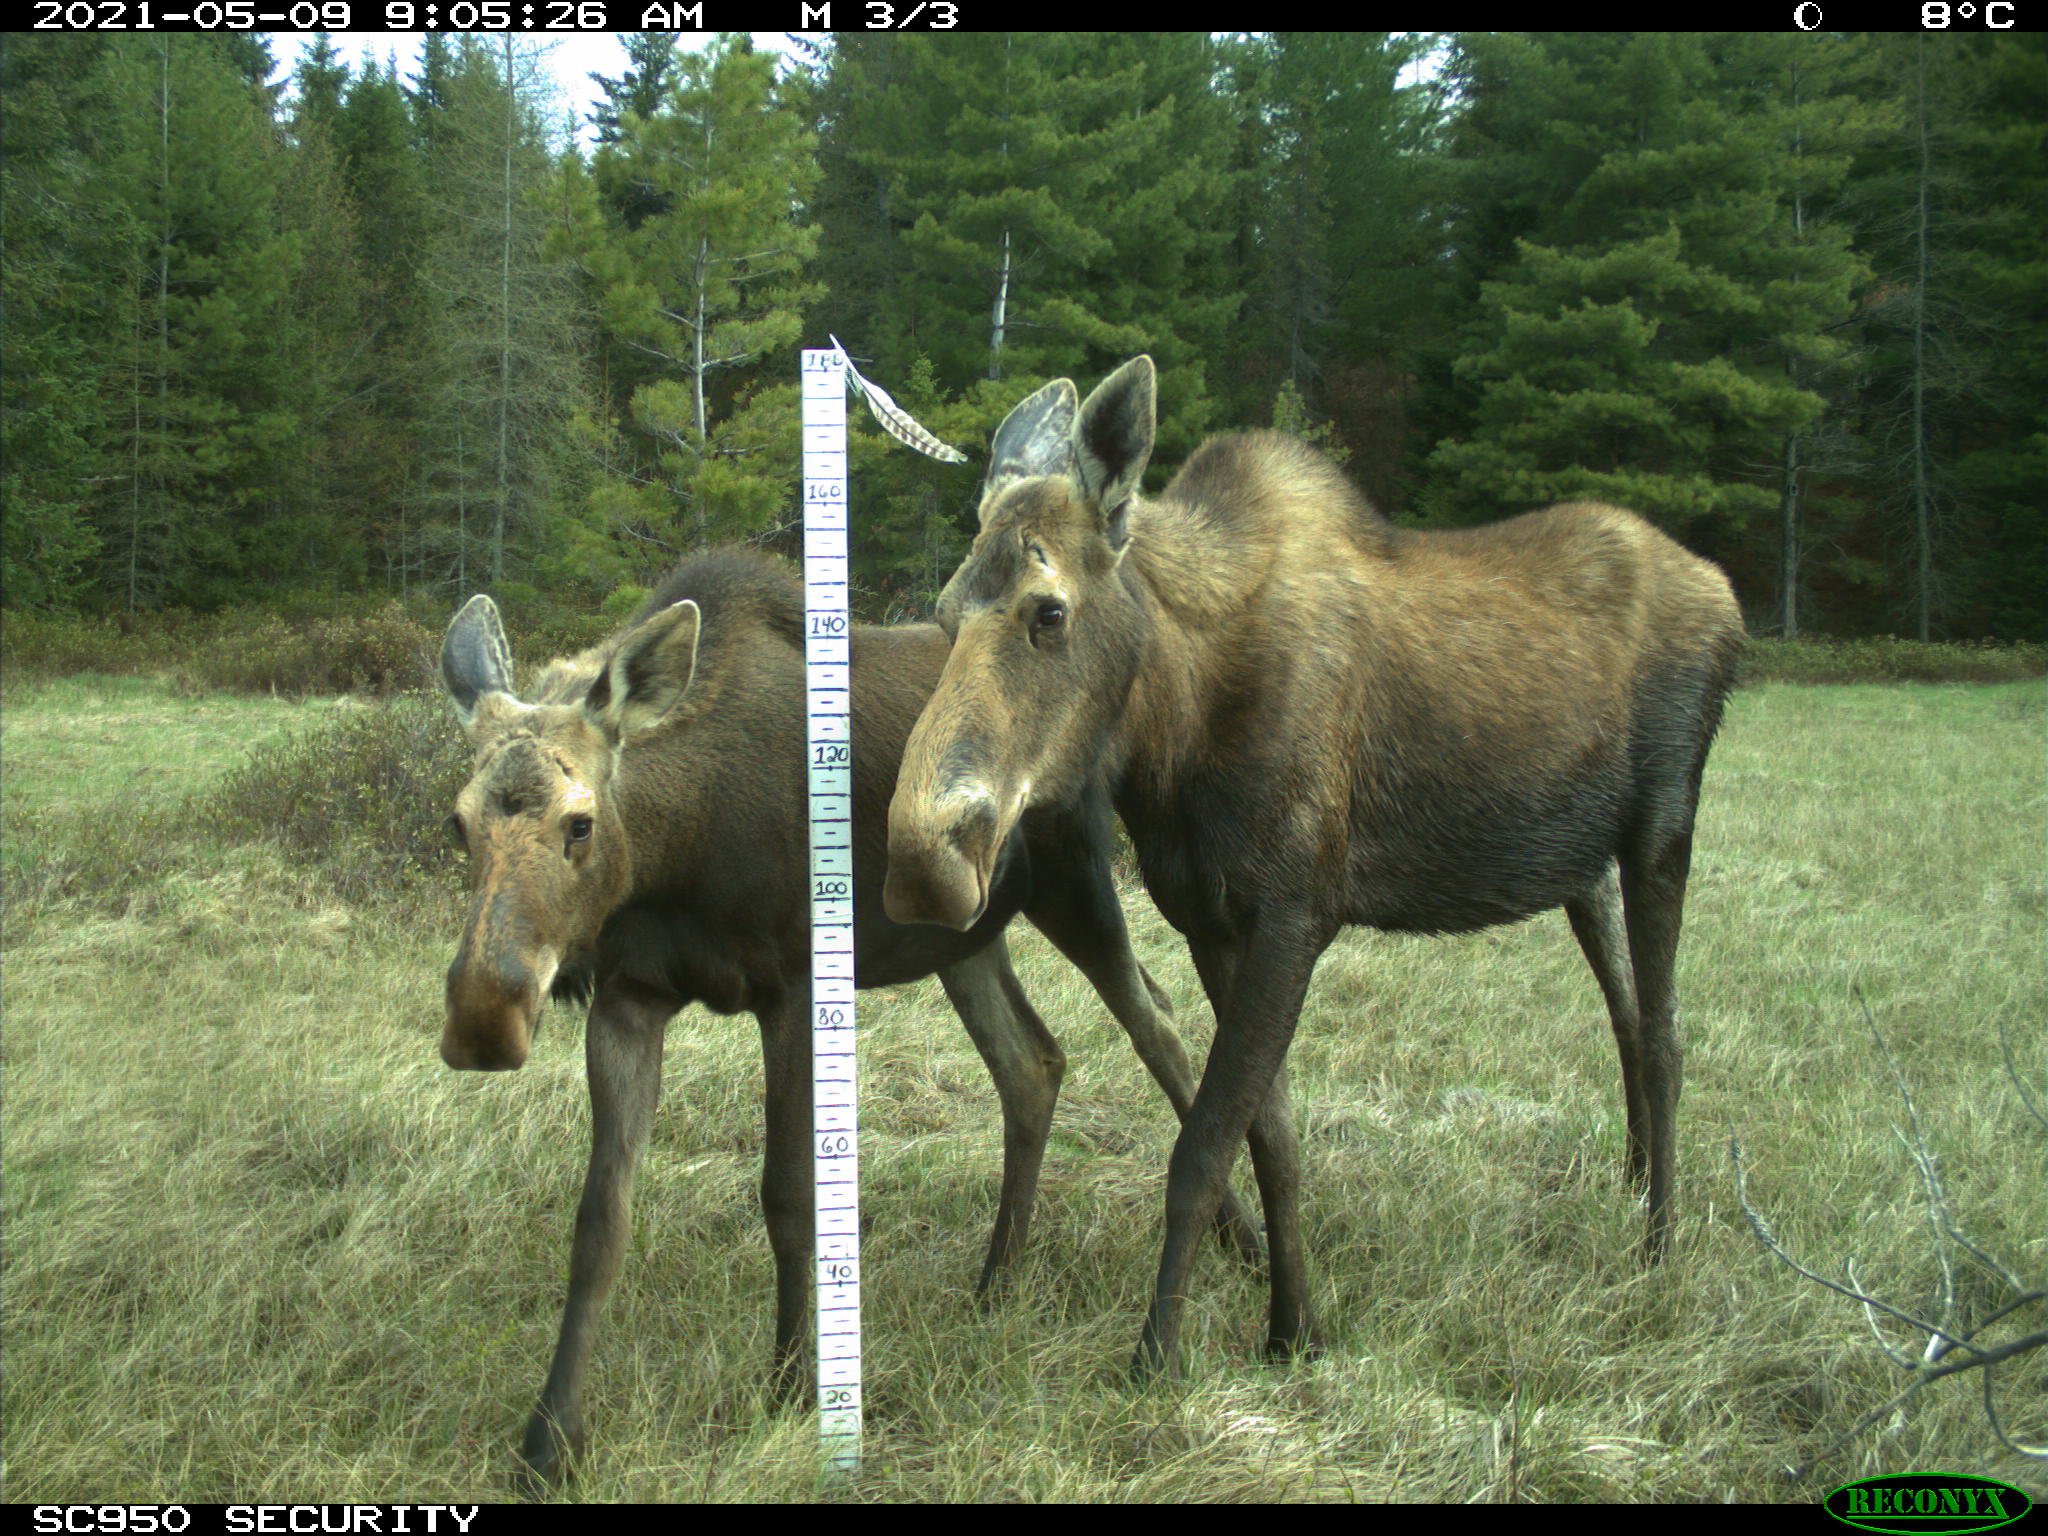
[1104,497,1286,820]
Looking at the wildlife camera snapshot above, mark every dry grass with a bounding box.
[1,677,2041,1502]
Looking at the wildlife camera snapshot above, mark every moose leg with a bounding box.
[1245,1058,1319,1360]
[519,980,675,1494]
[1134,918,1320,1379]
[1025,847,1267,1267]
[1564,864,1649,1193]
[1618,833,1694,1260]
[756,989,817,1399]
[1197,929,1318,1360]
[937,938,1065,1291]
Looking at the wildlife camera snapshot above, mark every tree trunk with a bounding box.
[493,36,515,589]
[1779,428,1801,637]
[989,226,1010,380]
[1911,39,1932,642]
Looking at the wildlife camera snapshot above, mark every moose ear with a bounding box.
[979,377,1078,523]
[441,594,516,731]
[585,599,701,742]
[1072,356,1155,548]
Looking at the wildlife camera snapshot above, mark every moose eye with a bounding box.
[567,815,594,844]
[1030,601,1067,640]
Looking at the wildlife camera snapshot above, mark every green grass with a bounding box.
[1,674,358,822]
[1,679,2041,1502]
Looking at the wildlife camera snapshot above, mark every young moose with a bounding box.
[438,548,1258,1488]
[886,358,1745,1375]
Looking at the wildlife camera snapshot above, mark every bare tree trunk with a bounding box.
[131,40,175,614]
[693,238,709,445]
[1911,40,1933,642]
[1779,429,1801,637]
[456,423,467,594]
[692,101,712,458]
[1777,59,1806,640]
[129,333,144,616]
[493,36,515,589]
[989,226,1010,381]
[989,35,1013,383]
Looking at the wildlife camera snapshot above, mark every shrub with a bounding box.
[178,604,437,697]
[0,607,203,686]
[1742,637,2047,686]
[5,691,474,924]
[487,600,617,672]
[204,691,471,905]
[2,602,439,698]
[0,800,187,920]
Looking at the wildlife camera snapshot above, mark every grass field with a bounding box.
[3,673,2042,1503]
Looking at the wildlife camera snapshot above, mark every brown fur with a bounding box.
[888,358,1744,1375]
[438,546,1260,1489]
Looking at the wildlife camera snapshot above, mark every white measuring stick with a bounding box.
[797,342,960,1480]
[801,347,860,1478]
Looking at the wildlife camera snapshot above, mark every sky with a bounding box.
[273,32,812,146]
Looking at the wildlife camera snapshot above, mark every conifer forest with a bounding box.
[4,31,2041,639]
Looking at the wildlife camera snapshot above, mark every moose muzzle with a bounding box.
[884,782,1004,931]
[442,946,557,1070]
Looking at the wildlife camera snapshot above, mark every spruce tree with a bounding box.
[98,35,303,608]
[0,34,122,606]
[410,36,587,596]
[588,31,681,148]
[1850,33,2045,638]
[809,33,1241,607]
[336,58,436,592]
[1423,31,1862,587]
[1946,36,2047,639]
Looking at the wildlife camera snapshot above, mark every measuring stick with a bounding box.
[798,342,962,1480]
[801,346,860,1478]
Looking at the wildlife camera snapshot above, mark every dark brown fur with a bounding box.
[887,358,1745,1375]
[438,546,1259,1489]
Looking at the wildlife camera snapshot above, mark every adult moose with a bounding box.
[886,357,1745,1376]
[438,547,1258,1489]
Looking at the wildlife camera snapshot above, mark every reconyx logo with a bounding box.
[1825,1474,2033,1534]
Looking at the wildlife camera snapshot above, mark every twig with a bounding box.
[1999,1014,2046,1133]
[1730,1137,1976,1355]
[1727,995,2046,1474]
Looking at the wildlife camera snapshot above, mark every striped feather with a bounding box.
[832,338,968,464]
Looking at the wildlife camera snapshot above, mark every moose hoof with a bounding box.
[1262,1327,1324,1365]
[1128,1336,1178,1385]
[973,1269,1017,1311]
[768,1350,811,1408]
[515,1413,582,1498]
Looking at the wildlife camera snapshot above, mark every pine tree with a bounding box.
[561,35,820,558]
